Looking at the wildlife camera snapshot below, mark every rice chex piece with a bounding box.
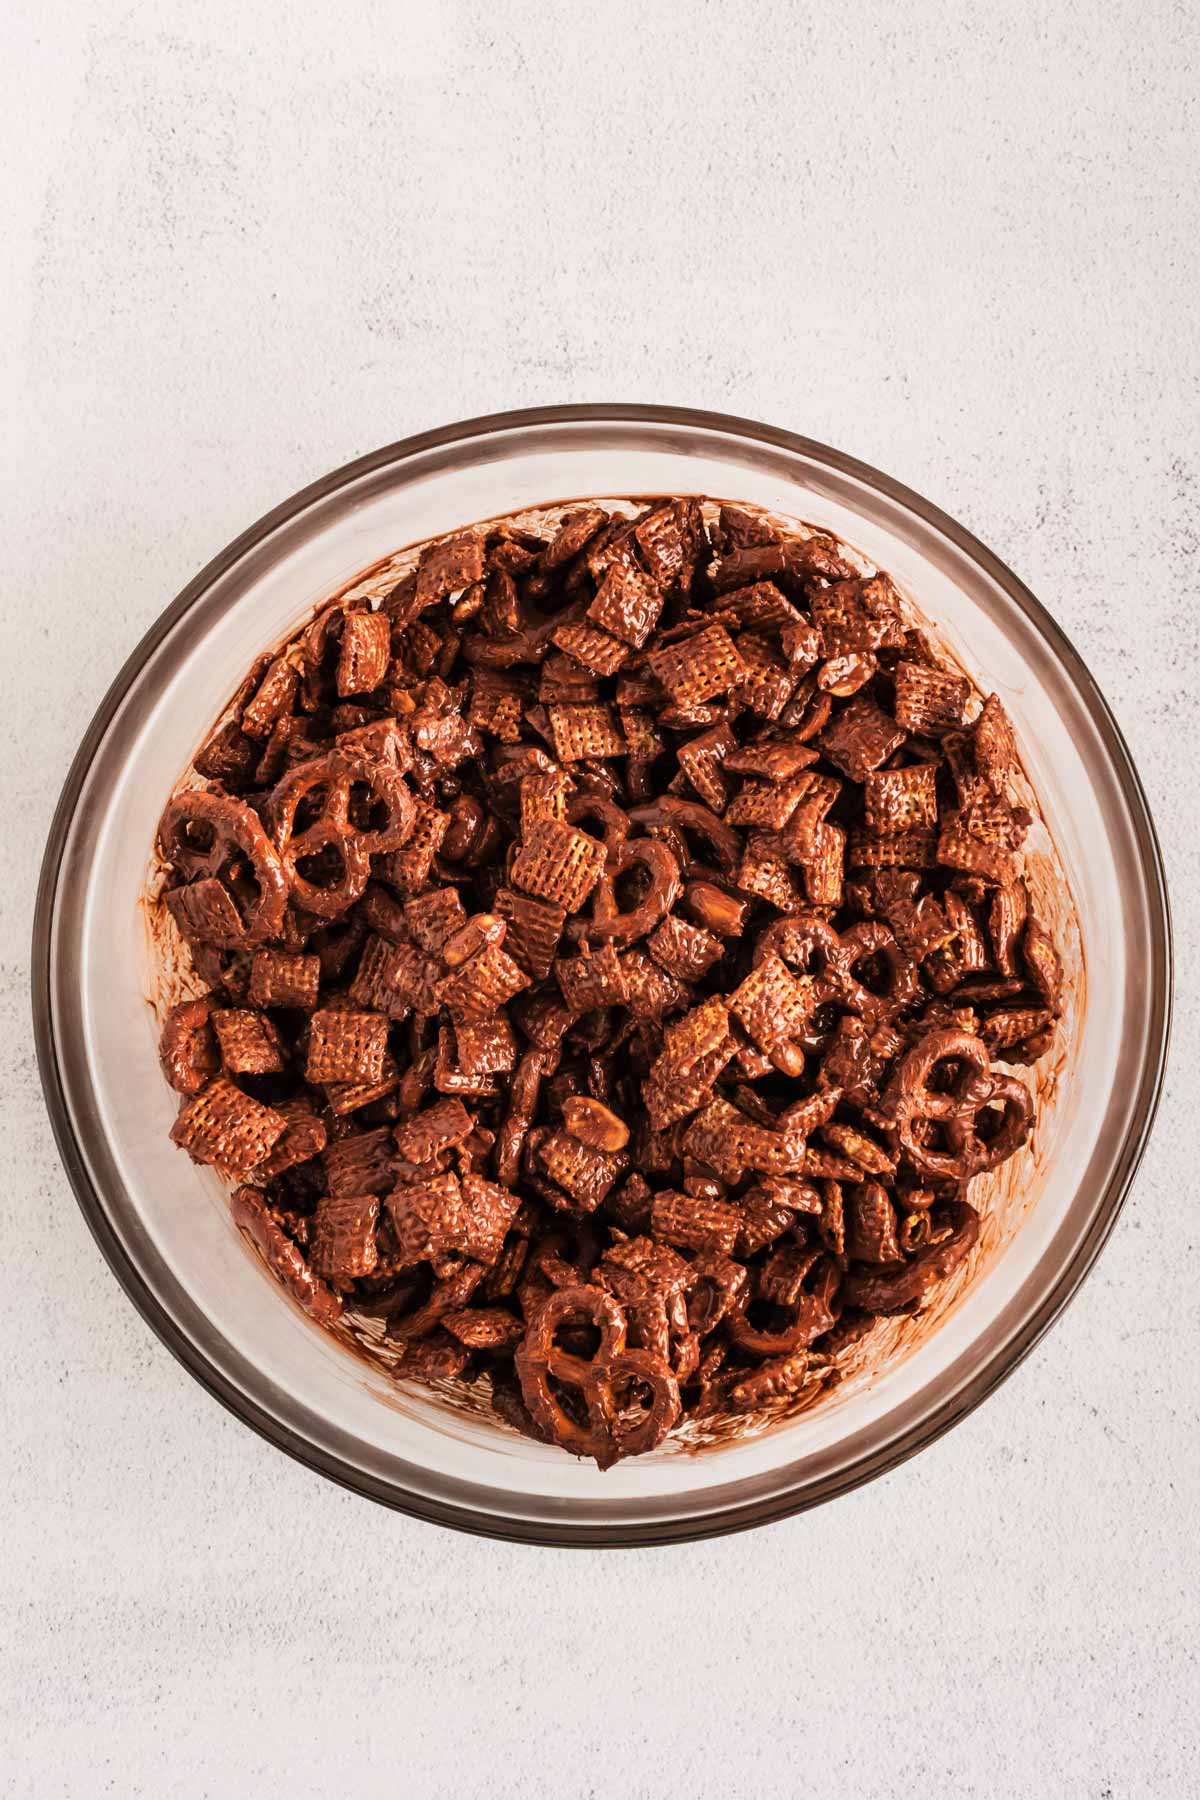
[248,948,320,1011]
[587,563,665,648]
[324,1051,400,1115]
[727,769,818,830]
[334,715,411,769]
[619,949,688,1021]
[864,763,939,833]
[973,693,1018,793]
[494,887,565,981]
[848,827,939,869]
[725,737,819,781]
[434,1026,500,1099]
[323,1125,396,1197]
[634,499,704,594]
[736,838,805,913]
[650,1190,741,1257]
[230,1186,341,1323]
[454,1015,518,1075]
[412,707,480,771]
[712,580,800,631]
[817,694,906,782]
[982,1007,1055,1053]
[165,879,243,947]
[682,1098,806,1182]
[394,1097,474,1168]
[643,996,736,1129]
[729,1351,814,1408]
[378,800,449,891]
[536,1129,627,1212]
[540,506,608,569]
[395,1334,472,1383]
[403,887,467,954]
[310,1191,380,1286]
[585,517,641,583]
[937,822,1021,886]
[211,1008,287,1075]
[987,881,1028,976]
[171,1077,286,1172]
[194,719,256,786]
[519,771,573,832]
[257,1100,328,1178]
[350,935,431,1017]
[893,659,970,732]
[881,889,953,962]
[731,632,797,720]
[1023,915,1063,1012]
[414,531,486,612]
[775,773,842,862]
[441,1307,525,1351]
[597,1235,691,1306]
[799,822,845,907]
[305,1008,389,1085]
[729,955,815,1066]
[547,702,626,762]
[734,1195,795,1258]
[549,620,630,677]
[540,654,599,703]
[718,505,782,549]
[814,571,904,633]
[386,1171,468,1265]
[443,1175,515,1265]
[941,890,991,975]
[646,914,723,983]
[399,624,441,677]
[647,624,746,707]
[957,791,1028,850]
[336,609,391,697]
[554,943,629,1012]
[468,670,525,742]
[654,993,731,1072]
[435,939,529,1021]
[509,819,607,912]
[241,657,299,739]
[821,1122,896,1177]
[481,1234,530,1302]
[754,1174,824,1214]
[780,620,824,669]
[676,722,735,812]
[437,1310,521,1353]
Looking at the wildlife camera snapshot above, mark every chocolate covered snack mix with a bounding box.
[152,497,1064,1468]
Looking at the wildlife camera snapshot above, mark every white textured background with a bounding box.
[3,2,1197,1795]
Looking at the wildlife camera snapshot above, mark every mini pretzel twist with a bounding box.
[840,1199,980,1313]
[569,836,681,947]
[726,1256,841,1358]
[566,791,631,855]
[757,913,915,1021]
[628,797,742,875]
[837,920,919,1020]
[271,751,415,917]
[158,789,289,947]
[755,912,855,1006]
[152,499,1065,1464]
[884,1027,1030,1182]
[515,1283,680,1467]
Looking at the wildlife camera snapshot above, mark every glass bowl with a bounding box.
[33,405,1171,1545]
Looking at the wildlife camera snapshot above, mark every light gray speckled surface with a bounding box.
[3,3,1197,1795]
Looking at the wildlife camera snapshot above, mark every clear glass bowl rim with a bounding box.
[32,403,1173,1546]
